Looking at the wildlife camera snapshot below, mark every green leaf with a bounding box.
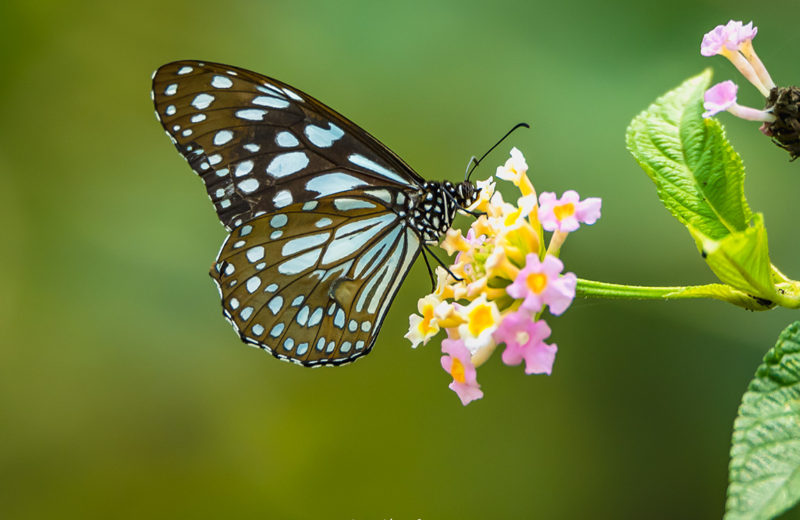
[626,69,752,240]
[726,322,800,520]
[689,213,778,302]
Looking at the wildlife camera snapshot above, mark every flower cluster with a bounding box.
[405,148,602,405]
[701,20,800,158]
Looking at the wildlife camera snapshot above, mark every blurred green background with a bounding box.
[2,0,800,518]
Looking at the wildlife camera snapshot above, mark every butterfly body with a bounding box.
[152,60,477,366]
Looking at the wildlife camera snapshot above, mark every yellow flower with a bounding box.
[440,228,470,256]
[496,147,528,185]
[404,294,443,348]
[456,296,501,354]
[467,177,496,212]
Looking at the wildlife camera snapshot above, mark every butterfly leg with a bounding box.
[420,242,463,291]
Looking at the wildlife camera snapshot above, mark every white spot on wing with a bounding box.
[273,190,293,208]
[191,93,215,109]
[164,84,178,96]
[246,246,265,263]
[267,296,283,315]
[208,154,222,165]
[252,96,290,108]
[282,87,303,101]
[165,105,176,116]
[246,276,261,293]
[234,160,253,177]
[270,323,285,337]
[191,113,206,123]
[238,178,259,193]
[308,308,323,327]
[367,189,393,204]
[270,214,287,228]
[211,75,233,88]
[235,108,267,121]
[177,66,193,75]
[266,152,309,178]
[296,306,310,325]
[334,309,345,328]
[214,130,234,146]
[304,123,344,148]
[275,131,299,148]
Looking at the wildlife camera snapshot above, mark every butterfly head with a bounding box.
[448,180,480,211]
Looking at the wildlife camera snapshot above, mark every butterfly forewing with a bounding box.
[152,60,425,231]
[212,191,420,365]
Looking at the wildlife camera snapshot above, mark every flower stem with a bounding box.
[575,278,775,310]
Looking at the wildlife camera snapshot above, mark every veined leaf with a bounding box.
[626,70,752,240]
[726,322,800,520]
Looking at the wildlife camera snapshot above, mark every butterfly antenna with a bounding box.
[465,122,530,181]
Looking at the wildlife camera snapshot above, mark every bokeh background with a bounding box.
[2,1,800,518]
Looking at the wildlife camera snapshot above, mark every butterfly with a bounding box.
[151,60,480,366]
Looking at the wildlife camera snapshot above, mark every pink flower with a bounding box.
[703,80,738,117]
[441,338,483,405]
[493,309,558,375]
[701,20,757,56]
[700,20,773,96]
[538,190,602,232]
[702,81,776,122]
[726,20,757,47]
[701,24,730,56]
[505,254,577,315]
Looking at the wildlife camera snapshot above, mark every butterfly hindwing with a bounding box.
[211,191,420,366]
[152,60,425,231]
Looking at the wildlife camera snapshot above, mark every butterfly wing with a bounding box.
[152,60,425,230]
[212,190,420,366]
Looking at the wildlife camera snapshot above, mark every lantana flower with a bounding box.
[700,20,800,158]
[406,148,601,405]
[493,309,558,375]
[506,254,577,315]
[455,296,502,354]
[405,293,443,348]
[701,20,772,96]
[538,191,602,233]
[441,338,483,405]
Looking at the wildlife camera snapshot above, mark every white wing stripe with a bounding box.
[353,225,401,278]
[348,153,413,186]
[323,214,396,265]
[305,173,366,196]
[281,232,330,256]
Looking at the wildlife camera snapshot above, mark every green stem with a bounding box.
[576,278,775,311]
[577,279,706,300]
